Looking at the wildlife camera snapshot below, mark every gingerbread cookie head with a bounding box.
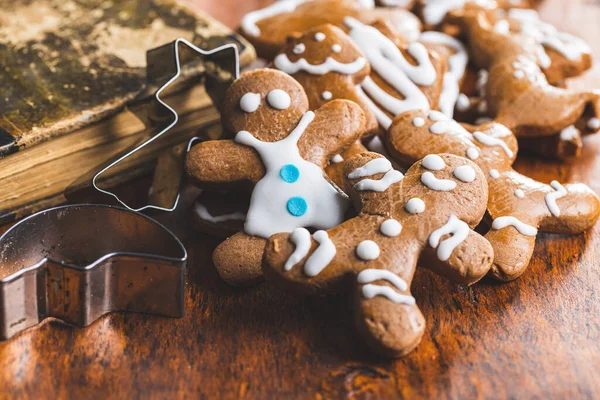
[274,23,380,134]
[186,68,367,286]
[385,109,600,281]
[263,152,493,357]
[220,69,309,140]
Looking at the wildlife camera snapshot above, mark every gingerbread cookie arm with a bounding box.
[299,99,366,168]
[325,141,369,189]
[186,140,265,189]
[213,231,266,286]
[519,128,583,160]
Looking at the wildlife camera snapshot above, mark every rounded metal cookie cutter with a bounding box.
[0,204,187,340]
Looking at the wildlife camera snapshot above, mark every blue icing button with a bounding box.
[280,164,300,183]
[287,197,307,217]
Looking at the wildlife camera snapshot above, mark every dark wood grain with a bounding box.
[2,0,600,398]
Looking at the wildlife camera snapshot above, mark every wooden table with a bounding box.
[2,0,600,398]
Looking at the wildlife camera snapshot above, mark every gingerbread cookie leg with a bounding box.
[213,232,266,286]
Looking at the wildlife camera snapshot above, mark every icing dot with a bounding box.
[331,154,343,163]
[489,169,500,179]
[287,197,308,217]
[514,189,525,198]
[453,165,476,183]
[267,89,291,110]
[380,219,402,237]
[314,32,325,41]
[413,117,425,127]
[280,164,300,183]
[405,198,425,214]
[356,240,380,261]
[466,147,479,160]
[331,44,342,53]
[293,43,306,54]
[456,93,470,112]
[422,154,445,171]
[514,70,525,79]
[239,92,260,113]
[588,118,600,131]
[321,91,333,100]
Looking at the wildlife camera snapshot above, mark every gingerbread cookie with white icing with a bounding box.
[385,109,600,281]
[186,69,366,286]
[344,17,446,130]
[273,23,379,135]
[240,0,422,59]
[263,152,494,357]
[448,6,600,140]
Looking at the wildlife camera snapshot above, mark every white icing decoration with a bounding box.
[545,180,567,217]
[321,91,332,100]
[293,43,305,54]
[331,44,342,53]
[240,92,261,113]
[492,216,538,236]
[354,170,404,192]
[421,171,457,191]
[489,169,500,179]
[429,120,449,134]
[355,85,393,129]
[560,126,579,141]
[267,89,291,110]
[413,117,425,127]
[453,165,476,182]
[236,111,348,238]
[345,17,434,123]
[421,154,445,171]
[358,269,415,305]
[419,32,468,118]
[428,111,446,121]
[356,0,375,8]
[587,118,600,131]
[365,136,403,171]
[514,189,525,198]
[348,158,392,179]
[456,93,471,112]
[422,0,464,25]
[194,202,246,223]
[331,154,343,163]
[473,131,514,158]
[284,227,311,271]
[378,0,412,6]
[509,9,591,66]
[428,214,469,261]
[274,53,367,76]
[356,240,380,261]
[405,198,425,214]
[241,0,307,37]
[380,219,402,237]
[314,32,325,41]
[466,147,480,160]
[304,230,336,277]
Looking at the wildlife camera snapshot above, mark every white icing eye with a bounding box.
[422,154,445,171]
[293,43,305,54]
[405,198,425,214]
[314,32,325,41]
[267,89,291,110]
[380,219,402,237]
[331,44,342,53]
[453,165,476,183]
[239,92,261,113]
[356,240,380,261]
[321,91,332,100]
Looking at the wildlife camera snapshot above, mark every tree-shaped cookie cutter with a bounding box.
[0,204,187,340]
[92,38,240,212]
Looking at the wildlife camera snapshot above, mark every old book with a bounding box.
[0,0,255,223]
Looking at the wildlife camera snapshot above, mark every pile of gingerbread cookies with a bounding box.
[185,0,600,357]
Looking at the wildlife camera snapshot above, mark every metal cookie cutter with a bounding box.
[92,38,240,213]
[0,204,187,340]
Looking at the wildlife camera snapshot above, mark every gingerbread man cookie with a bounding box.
[241,0,421,59]
[385,110,600,281]
[273,23,379,135]
[263,152,494,357]
[449,6,600,139]
[186,69,366,286]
